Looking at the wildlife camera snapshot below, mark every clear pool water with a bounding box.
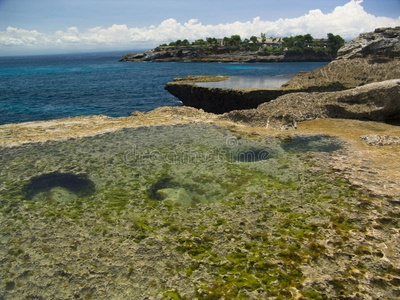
[196,75,294,89]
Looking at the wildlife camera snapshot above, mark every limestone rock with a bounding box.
[120,47,202,62]
[359,134,400,146]
[283,27,400,90]
[164,81,301,114]
[338,27,400,60]
[222,79,400,129]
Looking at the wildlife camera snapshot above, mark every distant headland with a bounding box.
[120,33,344,62]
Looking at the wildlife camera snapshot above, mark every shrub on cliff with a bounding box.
[160,32,344,56]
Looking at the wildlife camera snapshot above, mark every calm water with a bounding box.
[196,75,294,88]
[0,123,343,206]
[0,51,328,125]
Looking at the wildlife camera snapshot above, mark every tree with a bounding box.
[230,35,242,46]
[241,38,250,49]
[293,35,305,47]
[327,33,345,53]
[223,37,231,46]
[193,39,206,46]
[304,34,314,44]
[250,36,258,44]
[282,36,294,48]
[206,37,218,45]
[182,39,190,46]
[261,33,266,43]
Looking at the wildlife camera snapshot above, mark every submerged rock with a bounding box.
[32,186,77,203]
[157,188,192,206]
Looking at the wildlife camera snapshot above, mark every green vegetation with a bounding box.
[160,32,345,56]
[283,33,345,56]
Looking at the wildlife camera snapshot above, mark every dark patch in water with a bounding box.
[148,173,177,201]
[281,135,342,153]
[23,172,96,200]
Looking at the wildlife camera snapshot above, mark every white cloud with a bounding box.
[1,0,399,54]
[0,27,49,47]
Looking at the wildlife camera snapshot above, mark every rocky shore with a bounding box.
[1,27,400,299]
[282,27,400,90]
[120,46,333,63]
[164,75,303,114]
[224,79,400,129]
[165,27,400,121]
[1,107,400,299]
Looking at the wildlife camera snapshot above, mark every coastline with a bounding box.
[1,107,399,197]
[1,106,400,299]
[1,27,400,299]
[119,47,334,63]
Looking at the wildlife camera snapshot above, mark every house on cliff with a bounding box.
[215,39,224,46]
[312,39,328,48]
[250,37,282,47]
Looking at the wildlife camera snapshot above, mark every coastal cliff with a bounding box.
[165,27,400,124]
[164,76,302,114]
[282,27,400,90]
[120,46,333,63]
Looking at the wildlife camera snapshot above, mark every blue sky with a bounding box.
[0,0,399,55]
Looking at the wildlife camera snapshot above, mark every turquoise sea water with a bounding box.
[2,51,400,299]
[0,51,328,125]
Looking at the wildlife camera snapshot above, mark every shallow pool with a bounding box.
[0,123,342,209]
[4,123,396,299]
[196,75,294,89]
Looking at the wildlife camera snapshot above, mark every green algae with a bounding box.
[1,123,344,218]
[1,123,398,299]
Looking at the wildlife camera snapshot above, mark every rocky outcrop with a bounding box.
[120,46,333,62]
[338,27,400,60]
[120,47,202,62]
[223,27,400,129]
[283,27,400,90]
[164,76,302,114]
[164,28,400,115]
[222,79,400,129]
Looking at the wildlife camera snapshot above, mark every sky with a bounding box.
[0,0,399,56]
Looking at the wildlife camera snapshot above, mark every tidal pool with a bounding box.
[196,75,294,89]
[1,123,398,299]
[0,123,343,210]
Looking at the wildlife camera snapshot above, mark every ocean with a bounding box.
[0,51,328,125]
